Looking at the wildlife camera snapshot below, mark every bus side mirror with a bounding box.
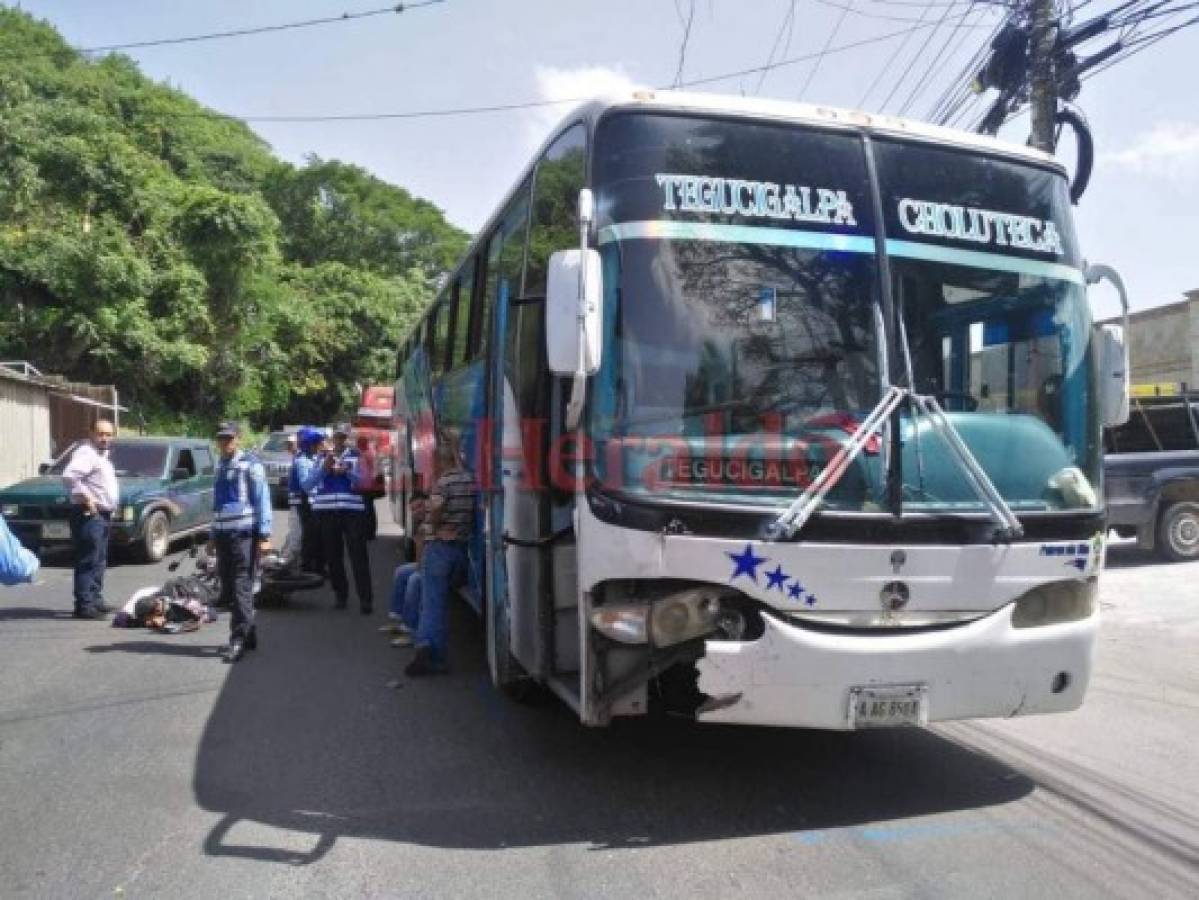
[1098,324,1130,428]
[545,248,603,377]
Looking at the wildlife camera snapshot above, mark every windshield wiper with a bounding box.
[767,387,1024,542]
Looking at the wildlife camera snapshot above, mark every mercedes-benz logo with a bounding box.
[880,580,910,612]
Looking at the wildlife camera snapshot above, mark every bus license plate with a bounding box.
[42,522,70,541]
[848,684,928,729]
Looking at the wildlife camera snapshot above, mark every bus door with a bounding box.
[483,181,545,684]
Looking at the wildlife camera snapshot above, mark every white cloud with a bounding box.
[522,65,642,150]
[1102,121,1199,175]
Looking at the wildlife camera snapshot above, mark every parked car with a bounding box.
[0,436,216,563]
[1104,394,1199,561]
[257,430,297,508]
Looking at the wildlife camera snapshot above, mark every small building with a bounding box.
[0,365,53,490]
[1099,289,1199,393]
[0,363,127,489]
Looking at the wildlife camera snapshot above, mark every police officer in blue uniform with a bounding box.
[289,426,325,575]
[207,421,273,663]
[302,423,372,614]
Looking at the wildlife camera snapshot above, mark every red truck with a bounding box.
[351,385,395,455]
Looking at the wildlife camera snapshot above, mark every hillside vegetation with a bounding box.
[0,9,467,433]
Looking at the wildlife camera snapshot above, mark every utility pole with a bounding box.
[1027,0,1058,152]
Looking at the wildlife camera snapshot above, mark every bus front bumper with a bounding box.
[695,604,1097,729]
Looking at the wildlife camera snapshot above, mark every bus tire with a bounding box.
[1156,501,1199,562]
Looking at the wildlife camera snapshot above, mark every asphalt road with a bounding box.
[0,510,1196,899]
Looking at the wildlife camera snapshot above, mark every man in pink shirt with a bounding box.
[62,419,119,619]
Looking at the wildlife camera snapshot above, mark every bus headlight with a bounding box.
[590,604,649,644]
[121,505,136,522]
[1011,579,1096,628]
[1,503,18,518]
[590,588,723,647]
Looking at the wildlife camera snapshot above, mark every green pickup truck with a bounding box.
[0,436,216,562]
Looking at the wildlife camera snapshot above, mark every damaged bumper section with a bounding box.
[695,604,1097,729]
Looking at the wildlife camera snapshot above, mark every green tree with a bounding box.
[263,157,467,280]
[0,8,464,434]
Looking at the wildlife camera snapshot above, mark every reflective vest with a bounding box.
[288,453,315,508]
[213,452,261,534]
[311,449,365,513]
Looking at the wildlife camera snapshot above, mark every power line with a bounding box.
[858,2,938,108]
[21,16,986,126]
[753,0,798,95]
[926,13,1006,121]
[797,0,856,100]
[1082,10,1199,79]
[897,2,982,115]
[75,1,445,54]
[815,0,991,24]
[866,0,982,6]
[684,17,970,90]
[672,0,696,87]
[877,3,959,112]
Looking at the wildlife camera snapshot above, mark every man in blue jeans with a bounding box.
[406,440,476,677]
[62,419,118,619]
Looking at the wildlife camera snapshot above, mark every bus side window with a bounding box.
[427,303,446,376]
[525,124,587,298]
[450,258,476,367]
[477,178,532,357]
[396,338,408,380]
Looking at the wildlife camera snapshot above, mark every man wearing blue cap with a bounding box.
[287,426,325,574]
[301,422,372,614]
[207,421,272,663]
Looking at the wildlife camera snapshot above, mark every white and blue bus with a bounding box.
[390,90,1129,728]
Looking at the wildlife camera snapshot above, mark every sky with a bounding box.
[10,0,1199,318]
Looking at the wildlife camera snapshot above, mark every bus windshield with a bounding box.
[590,112,1100,515]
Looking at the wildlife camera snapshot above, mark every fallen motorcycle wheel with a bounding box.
[254,570,325,608]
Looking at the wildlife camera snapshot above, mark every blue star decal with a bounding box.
[727,543,768,584]
[787,581,805,600]
[805,594,818,607]
[765,564,789,591]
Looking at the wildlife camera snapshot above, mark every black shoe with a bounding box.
[334,597,348,609]
[245,628,258,650]
[360,605,373,616]
[73,606,108,620]
[225,638,246,663]
[404,646,448,678]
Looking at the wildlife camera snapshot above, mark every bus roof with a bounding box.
[597,90,1060,168]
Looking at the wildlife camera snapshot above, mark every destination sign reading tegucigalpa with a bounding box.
[655,173,857,227]
[658,456,820,490]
